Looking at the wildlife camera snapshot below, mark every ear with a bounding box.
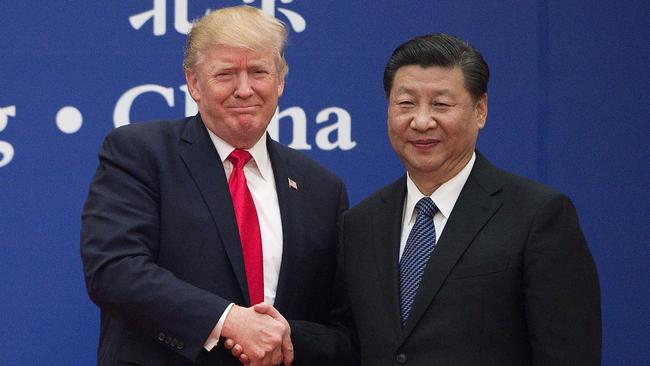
[475,93,488,129]
[184,69,201,102]
[277,77,285,97]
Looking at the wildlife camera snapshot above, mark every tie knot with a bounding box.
[415,197,436,218]
[228,149,252,170]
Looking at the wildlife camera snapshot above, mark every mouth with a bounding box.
[227,105,260,113]
[409,138,441,149]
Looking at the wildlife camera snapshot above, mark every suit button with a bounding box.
[165,336,172,344]
[171,338,178,347]
[396,353,407,364]
[176,341,184,350]
[158,333,165,342]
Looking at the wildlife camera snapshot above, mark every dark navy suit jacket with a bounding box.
[293,152,601,366]
[81,114,348,365]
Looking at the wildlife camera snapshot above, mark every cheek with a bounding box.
[387,111,409,133]
[388,130,402,154]
[442,115,469,134]
[388,126,409,153]
[387,121,400,140]
[447,123,477,148]
[253,79,279,96]
[391,119,410,137]
[204,81,233,99]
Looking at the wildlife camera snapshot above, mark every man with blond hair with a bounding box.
[81,6,347,366]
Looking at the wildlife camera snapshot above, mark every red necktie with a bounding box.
[227,149,264,305]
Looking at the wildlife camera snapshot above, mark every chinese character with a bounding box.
[128,0,304,36]
[129,0,210,36]
[129,0,166,36]
[242,0,306,33]
[0,105,16,168]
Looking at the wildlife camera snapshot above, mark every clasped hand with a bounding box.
[222,303,293,366]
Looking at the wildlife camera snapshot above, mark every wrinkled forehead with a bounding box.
[196,43,281,69]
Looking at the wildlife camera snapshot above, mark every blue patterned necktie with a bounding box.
[399,197,437,324]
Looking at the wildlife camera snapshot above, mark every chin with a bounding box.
[409,159,444,173]
[234,115,258,125]
[239,128,266,143]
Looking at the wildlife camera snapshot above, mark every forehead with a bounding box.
[201,44,277,67]
[391,65,466,95]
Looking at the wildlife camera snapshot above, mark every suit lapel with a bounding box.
[177,116,250,304]
[266,137,303,312]
[372,177,407,338]
[398,153,504,340]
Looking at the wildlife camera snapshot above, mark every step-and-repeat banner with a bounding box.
[1,1,648,364]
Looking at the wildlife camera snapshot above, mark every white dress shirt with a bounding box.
[204,130,283,350]
[399,153,476,260]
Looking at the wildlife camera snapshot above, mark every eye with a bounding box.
[214,71,234,81]
[433,102,452,111]
[251,68,270,78]
[397,100,415,107]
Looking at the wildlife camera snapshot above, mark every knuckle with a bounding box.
[251,349,264,360]
[262,343,274,353]
[271,334,283,345]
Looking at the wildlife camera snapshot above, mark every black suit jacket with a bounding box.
[295,152,600,366]
[80,115,348,365]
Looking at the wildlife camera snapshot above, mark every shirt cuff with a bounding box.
[203,302,235,351]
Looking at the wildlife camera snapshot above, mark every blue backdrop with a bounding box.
[1,1,648,364]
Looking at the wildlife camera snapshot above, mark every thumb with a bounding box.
[253,302,273,314]
[254,303,283,320]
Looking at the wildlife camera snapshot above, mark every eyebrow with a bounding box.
[247,59,274,68]
[207,59,273,72]
[207,63,235,73]
[393,86,453,96]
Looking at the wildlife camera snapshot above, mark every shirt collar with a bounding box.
[206,129,273,182]
[404,152,476,223]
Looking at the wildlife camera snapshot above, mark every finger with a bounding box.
[224,338,235,350]
[271,346,283,365]
[252,352,274,366]
[238,353,250,364]
[282,336,294,365]
[231,344,244,358]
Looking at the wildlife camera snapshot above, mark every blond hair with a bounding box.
[183,6,288,79]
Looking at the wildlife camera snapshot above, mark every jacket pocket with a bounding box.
[449,257,509,279]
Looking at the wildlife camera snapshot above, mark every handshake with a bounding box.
[221,303,294,366]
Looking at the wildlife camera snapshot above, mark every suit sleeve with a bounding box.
[523,194,601,365]
[290,181,360,366]
[80,129,228,362]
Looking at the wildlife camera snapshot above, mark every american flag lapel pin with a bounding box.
[288,178,298,190]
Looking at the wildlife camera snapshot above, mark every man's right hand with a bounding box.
[221,305,287,365]
[253,303,294,365]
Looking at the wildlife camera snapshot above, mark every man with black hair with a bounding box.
[285,33,601,366]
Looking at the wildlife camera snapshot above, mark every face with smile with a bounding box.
[185,44,285,148]
[387,65,487,194]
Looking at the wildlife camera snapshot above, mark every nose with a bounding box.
[234,72,254,98]
[410,106,436,131]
